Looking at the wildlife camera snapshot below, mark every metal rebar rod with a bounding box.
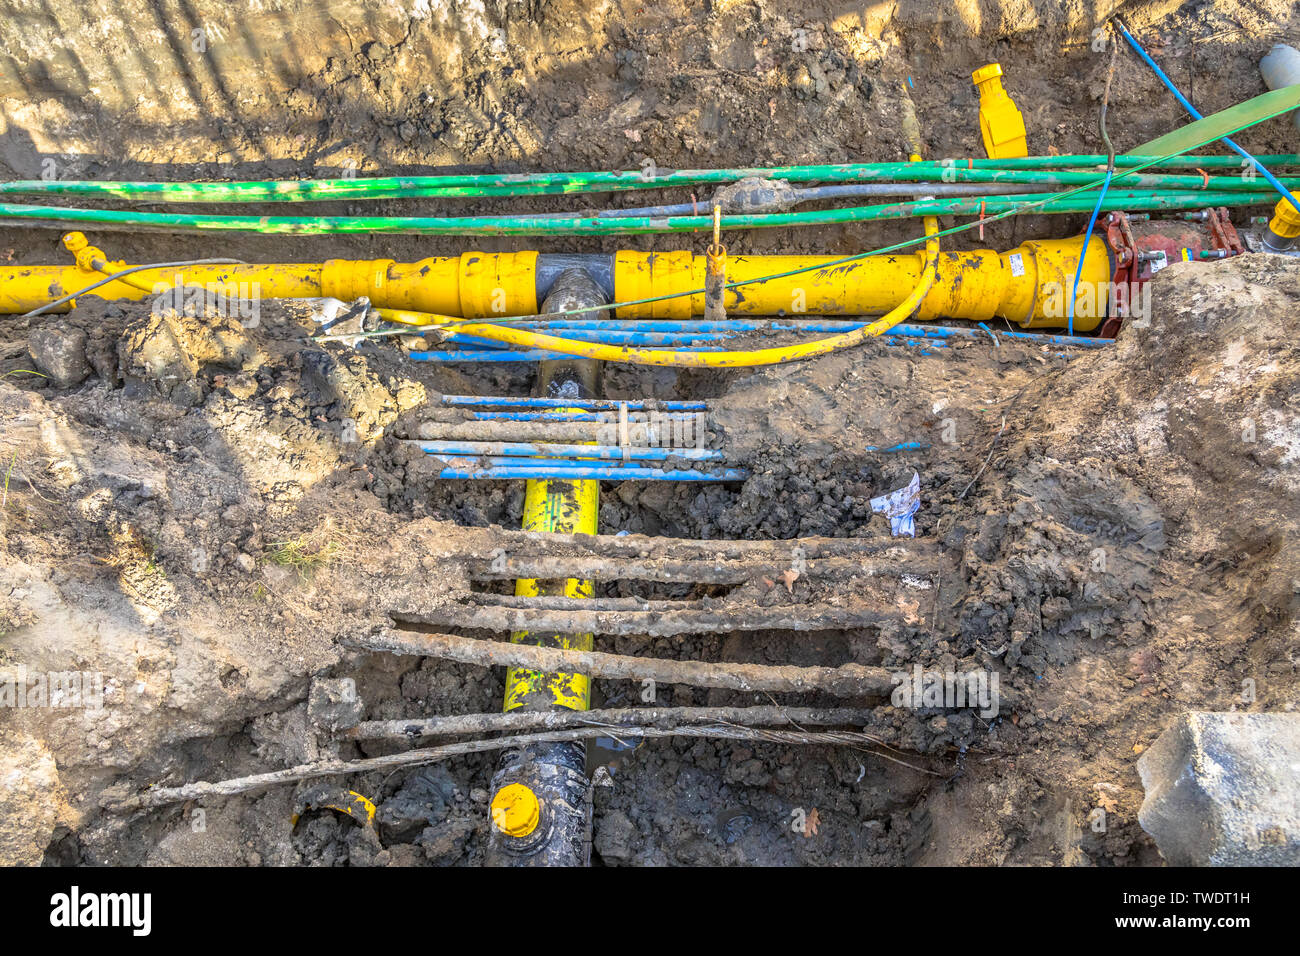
[394,600,902,636]
[343,705,880,739]
[104,724,922,812]
[457,553,935,584]
[345,629,901,697]
[446,528,934,561]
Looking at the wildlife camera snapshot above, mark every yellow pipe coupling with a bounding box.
[1265,193,1300,252]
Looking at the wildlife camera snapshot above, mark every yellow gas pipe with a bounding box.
[503,445,600,715]
[487,276,604,863]
[0,231,1111,332]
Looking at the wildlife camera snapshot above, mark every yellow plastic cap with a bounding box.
[972,63,1004,86]
[1270,194,1300,238]
[491,783,540,837]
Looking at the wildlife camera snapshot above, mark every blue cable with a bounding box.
[1069,166,1112,335]
[1115,19,1297,213]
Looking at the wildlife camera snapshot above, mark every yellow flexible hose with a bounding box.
[375,216,940,368]
[92,260,155,294]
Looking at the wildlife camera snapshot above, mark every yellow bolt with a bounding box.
[490,783,540,837]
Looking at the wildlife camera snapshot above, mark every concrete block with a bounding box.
[1137,711,1300,866]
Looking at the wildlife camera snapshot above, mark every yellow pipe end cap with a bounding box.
[491,783,540,837]
[972,62,1028,160]
[1270,195,1300,238]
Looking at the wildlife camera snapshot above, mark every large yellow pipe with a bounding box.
[0,232,1109,331]
[608,235,1109,328]
[398,217,942,368]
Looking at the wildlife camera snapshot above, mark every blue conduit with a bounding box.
[461,409,705,422]
[431,455,721,470]
[447,330,738,348]
[1115,19,1298,213]
[865,442,931,453]
[439,396,708,410]
[501,320,1108,341]
[515,320,868,331]
[414,441,725,461]
[408,323,1107,362]
[434,462,747,481]
[411,344,944,362]
[454,410,609,421]
[430,319,1110,345]
[422,397,740,479]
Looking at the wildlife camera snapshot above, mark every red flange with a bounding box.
[1097,209,1244,337]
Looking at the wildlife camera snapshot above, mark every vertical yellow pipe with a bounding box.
[488,272,604,866]
[503,474,598,711]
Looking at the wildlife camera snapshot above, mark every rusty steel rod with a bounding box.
[344,628,900,697]
[343,705,881,739]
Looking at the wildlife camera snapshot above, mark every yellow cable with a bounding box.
[90,259,155,294]
[375,216,940,368]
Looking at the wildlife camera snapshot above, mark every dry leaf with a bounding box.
[805,807,820,838]
[782,569,800,593]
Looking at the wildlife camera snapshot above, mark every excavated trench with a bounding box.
[1,0,1298,867]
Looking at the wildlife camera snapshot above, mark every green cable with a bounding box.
[0,188,1279,236]
[327,102,1300,340]
[0,154,1296,203]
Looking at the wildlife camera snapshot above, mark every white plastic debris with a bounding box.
[305,296,371,347]
[870,471,921,537]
